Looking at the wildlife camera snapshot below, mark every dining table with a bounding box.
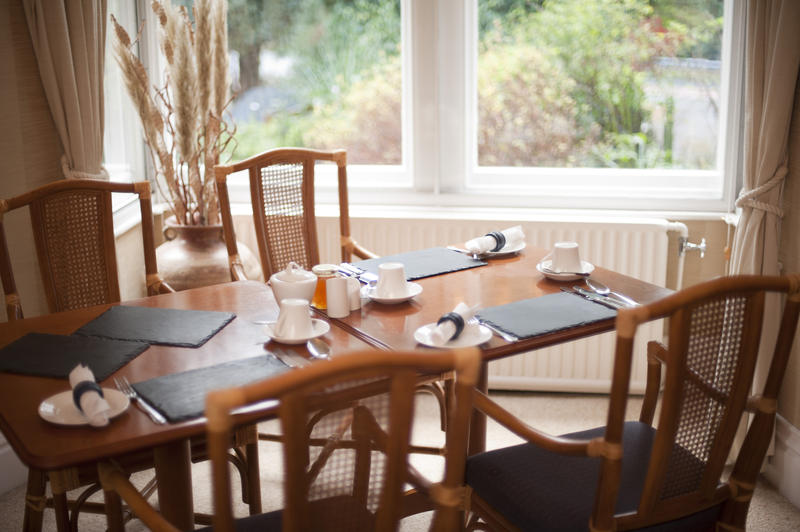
[0,243,672,531]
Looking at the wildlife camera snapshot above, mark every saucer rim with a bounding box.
[413,323,492,348]
[536,259,595,281]
[363,282,423,303]
[38,388,130,426]
[264,318,331,344]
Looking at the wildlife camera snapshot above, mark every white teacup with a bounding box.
[273,298,314,339]
[551,242,583,273]
[375,262,410,298]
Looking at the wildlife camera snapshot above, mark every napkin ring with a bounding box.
[486,231,506,252]
[437,312,465,340]
[72,381,104,413]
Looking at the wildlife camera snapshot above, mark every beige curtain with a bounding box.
[729,1,800,456]
[22,0,108,180]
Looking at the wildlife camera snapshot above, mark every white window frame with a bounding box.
[129,0,744,215]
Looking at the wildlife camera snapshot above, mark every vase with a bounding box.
[155,218,261,291]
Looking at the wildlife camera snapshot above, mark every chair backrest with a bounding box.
[593,274,800,531]
[0,179,164,320]
[215,148,371,281]
[206,347,480,532]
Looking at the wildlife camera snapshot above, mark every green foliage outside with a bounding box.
[228,0,723,169]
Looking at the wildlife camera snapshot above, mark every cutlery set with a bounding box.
[561,280,639,310]
[337,263,378,285]
[114,376,166,425]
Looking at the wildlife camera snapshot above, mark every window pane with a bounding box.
[105,0,146,183]
[477,0,724,170]
[227,0,402,164]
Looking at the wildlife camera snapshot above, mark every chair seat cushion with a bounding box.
[196,494,376,531]
[466,421,720,531]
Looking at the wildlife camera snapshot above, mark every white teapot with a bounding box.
[268,262,317,307]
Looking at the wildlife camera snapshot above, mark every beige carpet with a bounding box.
[1,392,799,531]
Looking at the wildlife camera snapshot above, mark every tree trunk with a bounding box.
[238,47,261,93]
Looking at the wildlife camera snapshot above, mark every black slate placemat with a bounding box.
[476,292,617,340]
[353,247,487,280]
[132,355,291,422]
[76,306,235,348]
[0,333,149,381]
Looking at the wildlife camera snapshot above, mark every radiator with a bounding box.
[312,213,672,393]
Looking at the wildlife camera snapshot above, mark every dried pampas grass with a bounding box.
[111,0,234,225]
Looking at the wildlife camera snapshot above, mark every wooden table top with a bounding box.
[0,280,370,471]
[0,249,672,473]
[325,246,672,360]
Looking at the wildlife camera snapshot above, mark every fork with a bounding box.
[114,376,167,424]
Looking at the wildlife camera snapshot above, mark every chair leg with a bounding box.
[23,469,46,532]
[51,490,70,532]
[245,440,262,515]
[102,486,125,532]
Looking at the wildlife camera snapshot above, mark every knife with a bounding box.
[562,287,624,310]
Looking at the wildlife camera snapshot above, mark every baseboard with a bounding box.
[0,435,27,495]
[765,414,800,509]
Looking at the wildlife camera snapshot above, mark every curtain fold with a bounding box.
[22,0,108,180]
[729,1,800,457]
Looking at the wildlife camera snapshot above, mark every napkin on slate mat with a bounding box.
[132,354,291,422]
[353,247,487,281]
[0,333,148,381]
[76,306,235,348]
[476,292,617,340]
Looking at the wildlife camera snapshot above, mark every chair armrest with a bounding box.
[473,391,595,457]
[97,462,180,532]
[351,240,378,260]
[231,261,248,282]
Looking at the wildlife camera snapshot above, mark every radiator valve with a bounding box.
[679,237,706,258]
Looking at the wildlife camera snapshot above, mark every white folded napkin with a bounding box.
[465,225,525,254]
[69,364,111,427]
[429,302,480,346]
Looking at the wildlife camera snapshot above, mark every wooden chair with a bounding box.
[462,274,800,531]
[0,179,172,321]
[98,347,481,532]
[214,147,376,281]
[0,180,259,531]
[215,148,450,453]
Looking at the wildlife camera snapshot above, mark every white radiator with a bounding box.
[312,212,671,394]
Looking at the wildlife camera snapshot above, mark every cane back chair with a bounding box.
[214,147,376,281]
[0,180,260,530]
[215,148,451,451]
[463,274,800,531]
[0,179,172,321]
[99,347,481,532]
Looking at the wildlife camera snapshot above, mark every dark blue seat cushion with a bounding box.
[466,421,720,531]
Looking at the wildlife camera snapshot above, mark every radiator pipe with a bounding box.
[666,221,689,291]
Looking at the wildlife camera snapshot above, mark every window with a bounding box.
[108,0,743,213]
[104,0,147,186]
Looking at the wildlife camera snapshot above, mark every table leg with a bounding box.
[154,439,194,530]
[22,469,46,532]
[468,361,488,456]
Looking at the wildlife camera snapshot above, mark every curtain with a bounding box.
[729,1,800,456]
[22,0,108,180]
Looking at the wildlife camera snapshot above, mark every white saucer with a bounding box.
[362,282,423,304]
[536,259,595,281]
[414,323,493,348]
[473,241,526,259]
[264,318,331,344]
[38,388,130,426]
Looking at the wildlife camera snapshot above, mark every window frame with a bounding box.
[129,0,744,215]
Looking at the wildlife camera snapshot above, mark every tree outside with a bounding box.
[225,0,723,170]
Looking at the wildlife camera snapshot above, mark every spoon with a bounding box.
[307,337,332,360]
[584,279,639,307]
